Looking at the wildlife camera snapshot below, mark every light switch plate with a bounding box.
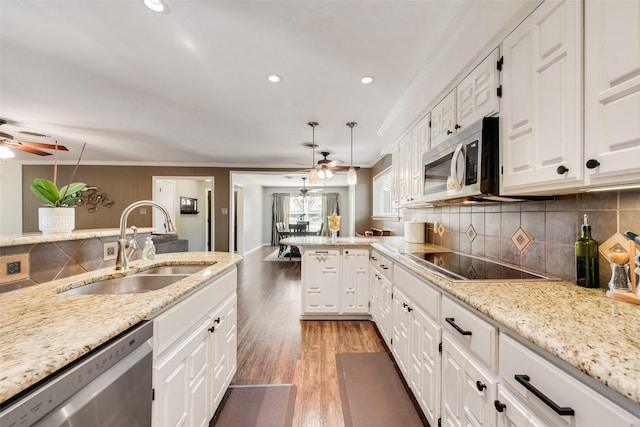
[0,253,29,284]
[103,242,118,261]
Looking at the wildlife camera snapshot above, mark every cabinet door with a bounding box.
[495,385,550,427]
[585,0,640,186]
[410,114,430,202]
[370,269,381,322]
[154,319,210,427]
[399,134,411,204]
[501,0,584,194]
[392,144,401,206]
[378,275,394,348]
[302,250,341,313]
[391,288,411,376]
[342,249,369,313]
[441,334,465,427]
[208,293,237,417]
[457,48,501,130]
[431,90,457,149]
[188,327,211,427]
[409,305,441,427]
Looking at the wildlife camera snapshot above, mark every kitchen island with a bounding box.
[0,251,242,405]
[284,235,640,421]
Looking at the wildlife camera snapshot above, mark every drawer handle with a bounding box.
[514,374,575,416]
[208,326,215,333]
[494,400,506,412]
[371,257,378,261]
[214,317,221,324]
[445,317,472,336]
[476,381,486,391]
[381,265,389,270]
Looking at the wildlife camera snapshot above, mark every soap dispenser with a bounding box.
[142,236,156,260]
[575,214,599,288]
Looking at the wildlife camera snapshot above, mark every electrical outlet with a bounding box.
[0,254,29,284]
[103,242,118,261]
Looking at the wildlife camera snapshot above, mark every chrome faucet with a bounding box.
[115,200,177,271]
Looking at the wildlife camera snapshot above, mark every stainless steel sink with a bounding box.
[62,274,188,295]
[135,264,211,275]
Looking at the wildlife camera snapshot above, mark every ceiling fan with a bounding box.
[298,177,322,198]
[0,119,68,156]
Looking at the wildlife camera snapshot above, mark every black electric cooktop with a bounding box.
[403,252,550,281]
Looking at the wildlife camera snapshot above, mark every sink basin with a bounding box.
[135,264,211,275]
[62,274,188,295]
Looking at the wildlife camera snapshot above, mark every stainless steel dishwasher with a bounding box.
[0,321,153,427]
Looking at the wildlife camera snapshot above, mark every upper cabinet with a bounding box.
[584,0,640,187]
[393,114,430,207]
[457,48,502,132]
[431,49,501,150]
[501,0,584,195]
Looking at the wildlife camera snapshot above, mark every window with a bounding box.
[372,167,397,218]
[289,196,323,232]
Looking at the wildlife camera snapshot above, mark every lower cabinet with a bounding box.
[152,268,238,427]
[301,248,369,317]
[370,266,393,347]
[497,334,640,427]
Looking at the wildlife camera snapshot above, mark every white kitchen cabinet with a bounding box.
[410,114,430,203]
[499,333,640,427]
[431,90,457,150]
[392,133,411,206]
[391,142,401,206]
[441,334,497,427]
[302,249,341,314]
[457,48,501,131]
[501,0,584,194]
[371,259,393,349]
[584,0,640,187]
[495,385,549,427]
[341,249,369,314]
[152,268,237,427]
[392,266,442,427]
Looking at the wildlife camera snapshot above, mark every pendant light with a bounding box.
[299,177,309,199]
[308,122,319,184]
[346,122,358,185]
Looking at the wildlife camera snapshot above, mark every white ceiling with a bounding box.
[1,0,467,167]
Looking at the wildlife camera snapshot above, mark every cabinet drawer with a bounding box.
[379,255,393,282]
[500,334,640,426]
[369,250,381,271]
[441,295,497,371]
[154,268,237,357]
[394,265,440,321]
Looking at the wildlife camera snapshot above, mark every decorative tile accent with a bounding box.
[465,225,477,242]
[466,264,478,280]
[512,227,531,252]
[437,223,445,237]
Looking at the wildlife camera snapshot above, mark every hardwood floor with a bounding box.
[229,245,389,426]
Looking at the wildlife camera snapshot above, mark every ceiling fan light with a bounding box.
[320,169,333,179]
[347,167,358,185]
[309,168,318,184]
[0,146,15,159]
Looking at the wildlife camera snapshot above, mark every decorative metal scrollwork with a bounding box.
[75,186,115,213]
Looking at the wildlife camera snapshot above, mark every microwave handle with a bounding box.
[449,143,465,191]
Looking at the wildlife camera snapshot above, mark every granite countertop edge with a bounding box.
[0,251,242,404]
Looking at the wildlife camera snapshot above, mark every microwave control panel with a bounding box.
[465,140,479,185]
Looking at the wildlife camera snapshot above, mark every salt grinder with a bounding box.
[608,248,631,292]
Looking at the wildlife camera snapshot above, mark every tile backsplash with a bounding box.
[402,189,640,286]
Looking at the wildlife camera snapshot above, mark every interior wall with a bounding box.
[0,161,22,235]
[21,164,233,251]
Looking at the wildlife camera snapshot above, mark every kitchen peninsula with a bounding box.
[0,229,242,426]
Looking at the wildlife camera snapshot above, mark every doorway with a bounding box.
[153,176,215,252]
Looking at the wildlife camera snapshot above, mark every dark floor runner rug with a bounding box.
[213,384,296,427]
[336,352,425,427]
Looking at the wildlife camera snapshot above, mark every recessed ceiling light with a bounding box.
[143,0,167,13]
[360,76,374,85]
[267,74,283,83]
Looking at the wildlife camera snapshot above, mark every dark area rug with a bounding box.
[212,384,296,427]
[336,352,425,427]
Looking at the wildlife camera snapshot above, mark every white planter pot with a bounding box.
[38,207,76,234]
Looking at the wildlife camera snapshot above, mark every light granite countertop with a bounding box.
[0,251,242,404]
[280,236,379,246]
[372,239,640,414]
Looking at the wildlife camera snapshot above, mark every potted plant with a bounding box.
[31,143,86,233]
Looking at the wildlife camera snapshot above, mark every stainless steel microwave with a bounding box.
[422,117,500,204]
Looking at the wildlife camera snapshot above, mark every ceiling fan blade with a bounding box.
[327,159,343,167]
[19,141,69,151]
[13,144,53,156]
[332,165,361,171]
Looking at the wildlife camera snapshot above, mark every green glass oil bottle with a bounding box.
[575,214,599,288]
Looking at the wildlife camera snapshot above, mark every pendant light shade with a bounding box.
[307,122,319,184]
[346,122,358,185]
[0,146,15,159]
